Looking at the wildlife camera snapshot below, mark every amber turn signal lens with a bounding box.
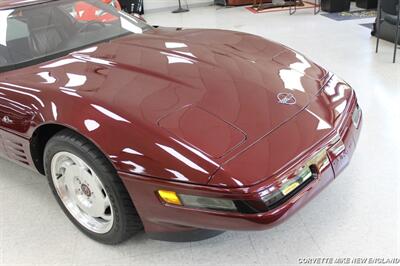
[157,190,182,205]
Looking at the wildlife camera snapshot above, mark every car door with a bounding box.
[0,11,37,167]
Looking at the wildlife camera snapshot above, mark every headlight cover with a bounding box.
[179,194,237,211]
[157,190,237,211]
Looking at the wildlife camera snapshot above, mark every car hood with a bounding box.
[5,28,331,186]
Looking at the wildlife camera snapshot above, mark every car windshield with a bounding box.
[0,0,151,72]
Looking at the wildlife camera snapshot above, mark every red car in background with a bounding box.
[74,0,121,22]
[0,0,362,244]
[103,0,121,9]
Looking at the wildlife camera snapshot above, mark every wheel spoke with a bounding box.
[87,193,109,217]
[99,212,113,221]
[99,196,113,221]
[63,165,79,188]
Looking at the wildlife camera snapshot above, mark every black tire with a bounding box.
[44,129,143,244]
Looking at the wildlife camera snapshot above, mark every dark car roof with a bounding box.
[0,0,55,10]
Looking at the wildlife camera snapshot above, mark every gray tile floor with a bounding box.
[1,5,400,266]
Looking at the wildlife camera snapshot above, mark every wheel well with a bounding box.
[30,124,68,175]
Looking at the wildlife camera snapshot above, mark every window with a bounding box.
[0,0,151,71]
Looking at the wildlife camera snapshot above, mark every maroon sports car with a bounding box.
[0,0,362,244]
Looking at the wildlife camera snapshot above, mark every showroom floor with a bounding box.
[1,4,400,266]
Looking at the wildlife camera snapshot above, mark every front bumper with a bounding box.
[119,101,362,235]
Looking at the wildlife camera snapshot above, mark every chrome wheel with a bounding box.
[51,151,113,234]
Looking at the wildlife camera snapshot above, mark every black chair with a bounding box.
[356,0,377,9]
[321,0,351,12]
[375,0,400,63]
[120,0,144,14]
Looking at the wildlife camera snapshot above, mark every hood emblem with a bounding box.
[277,93,296,105]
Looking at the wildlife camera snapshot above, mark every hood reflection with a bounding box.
[156,143,209,175]
[278,54,312,92]
[37,72,56,84]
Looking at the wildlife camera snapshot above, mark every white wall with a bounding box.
[145,0,213,12]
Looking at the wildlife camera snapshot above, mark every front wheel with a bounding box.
[44,129,143,244]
